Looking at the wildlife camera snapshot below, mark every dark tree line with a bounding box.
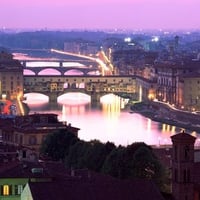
[40,129,169,192]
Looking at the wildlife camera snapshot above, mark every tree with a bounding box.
[65,140,90,169]
[102,142,168,192]
[66,140,116,172]
[40,129,79,161]
[83,140,112,171]
[101,146,125,178]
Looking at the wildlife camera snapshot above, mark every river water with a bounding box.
[24,92,198,147]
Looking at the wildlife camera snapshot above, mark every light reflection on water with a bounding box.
[23,93,199,147]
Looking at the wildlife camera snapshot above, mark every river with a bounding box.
[23,92,200,147]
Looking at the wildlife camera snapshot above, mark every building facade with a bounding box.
[0,50,24,101]
[0,114,79,154]
[178,74,200,111]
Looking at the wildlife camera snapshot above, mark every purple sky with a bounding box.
[1,0,200,30]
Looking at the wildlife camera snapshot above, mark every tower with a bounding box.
[171,131,196,200]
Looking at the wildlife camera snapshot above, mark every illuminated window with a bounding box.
[3,185,11,196]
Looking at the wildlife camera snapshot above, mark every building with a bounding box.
[0,113,80,154]
[0,49,24,101]
[178,73,200,111]
[0,160,165,200]
[136,76,157,101]
[150,60,200,106]
[171,131,200,200]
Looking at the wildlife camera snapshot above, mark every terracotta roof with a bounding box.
[29,177,165,200]
[171,132,196,143]
[0,161,50,178]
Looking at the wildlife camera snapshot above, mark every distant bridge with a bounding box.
[20,59,99,75]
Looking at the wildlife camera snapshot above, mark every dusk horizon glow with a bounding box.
[1,0,200,31]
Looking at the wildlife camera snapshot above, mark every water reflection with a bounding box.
[23,92,200,146]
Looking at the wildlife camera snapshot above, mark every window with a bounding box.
[185,195,188,200]
[19,135,23,145]
[2,185,11,196]
[184,170,187,183]
[174,169,178,182]
[29,136,37,145]
[42,135,46,142]
[14,185,23,195]
[184,145,189,160]
[187,169,190,182]
[22,150,26,158]
[174,145,177,161]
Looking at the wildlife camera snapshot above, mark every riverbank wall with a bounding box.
[130,101,200,133]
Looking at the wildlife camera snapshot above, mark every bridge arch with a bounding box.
[57,92,91,105]
[87,70,101,76]
[38,68,61,75]
[24,69,36,75]
[23,93,49,104]
[64,69,84,76]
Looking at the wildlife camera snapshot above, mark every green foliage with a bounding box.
[101,146,126,178]
[40,129,79,161]
[84,140,114,171]
[65,141,91,169]
[41,132,168,192]
[66,140,116,171]
[102,142,168,192]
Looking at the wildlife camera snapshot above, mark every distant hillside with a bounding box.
[0,31,108,50]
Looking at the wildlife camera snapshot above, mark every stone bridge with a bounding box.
[20,59,99,75]
[23,75,138,103]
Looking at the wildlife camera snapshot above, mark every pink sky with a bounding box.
[1,0,199,30]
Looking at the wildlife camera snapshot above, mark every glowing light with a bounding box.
[2,94,6,100]
[17,92,25,115]
[147,118,152,132]
[139,85,142,101]
[124,37,131,42]
[151,36,159,42]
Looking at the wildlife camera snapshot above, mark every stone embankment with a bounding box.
[130,101,200,132]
